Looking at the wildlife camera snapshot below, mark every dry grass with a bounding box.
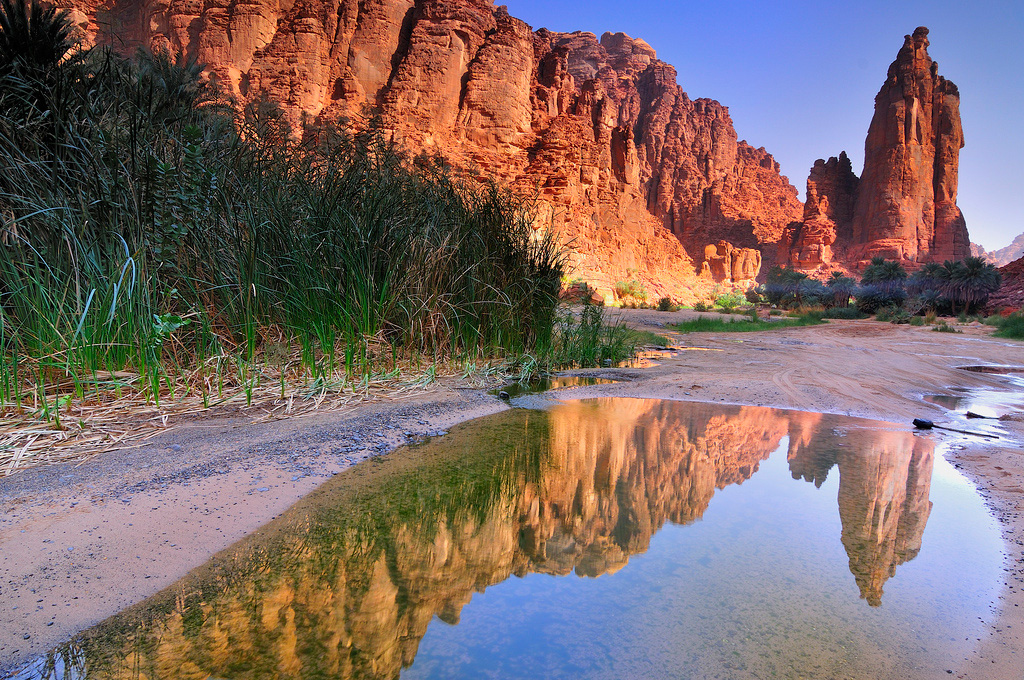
[0,352,503,476]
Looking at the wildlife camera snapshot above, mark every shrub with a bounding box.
[856,284,908,314]
[983,314,1003,326]
[614,279,648,302]
[909,315,924,326]
[745,286,764,304]
[657,296,673,312]
[693,301,710,313]
[875,306,897,322]
[994,313,1024,340]
[714,291,746,314]
[821,307,866,320]
[932,322,962,333]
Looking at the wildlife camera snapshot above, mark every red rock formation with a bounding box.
[851,27,970,265]
[988,255,1024,311]
[779,203,837,270]
[701,240,762,286]
[782,29,972,274]
[57,0,802,299]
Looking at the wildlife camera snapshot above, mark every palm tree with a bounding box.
[861,256,907,293]
[0,0,80,113]
[825,271,856,308]
[951,256,1001,313]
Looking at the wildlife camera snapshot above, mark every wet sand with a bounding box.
[2,311,1023,678]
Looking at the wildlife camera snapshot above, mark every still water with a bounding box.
[17,399,1003,679]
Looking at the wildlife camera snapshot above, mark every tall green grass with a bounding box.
[671,314,825,334]
[0,30,570,414]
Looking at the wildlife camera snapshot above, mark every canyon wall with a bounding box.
[58,4,973,286]
[58,0,803,300]
[782,27,971,273]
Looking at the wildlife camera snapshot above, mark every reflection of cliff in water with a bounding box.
[787,424,934,606]
[28,400,934,679]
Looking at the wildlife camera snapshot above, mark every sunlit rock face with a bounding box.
[782,28,971,274]
[700,240,762,287]
[41,401,938,679]
[852,27,969,266]
[57,0,803,300]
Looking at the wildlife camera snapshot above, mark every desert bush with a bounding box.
[0,2,568,410]
[613,279,648,303]
[657,296,673,312]
[821,307,866,320]
[993,313,1024,340]
[714,291,746,314]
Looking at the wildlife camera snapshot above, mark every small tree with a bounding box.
[950,256,1001,314]
[825,272,857,308]
[856,257,907,313]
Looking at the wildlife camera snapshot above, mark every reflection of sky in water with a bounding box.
[923,374,1024,439]
[405,427,1002,680]
[15,400,1005,680]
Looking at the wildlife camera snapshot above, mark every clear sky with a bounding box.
[503,0,1024,251]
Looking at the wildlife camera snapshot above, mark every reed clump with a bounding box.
[0,1,633,472]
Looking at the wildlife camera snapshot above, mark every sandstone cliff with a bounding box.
[783,28,971,274]
[58,0,803,299]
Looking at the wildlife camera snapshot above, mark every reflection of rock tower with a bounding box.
[67,404,937,678]
[789,427,935,606]
[838,433,934,606]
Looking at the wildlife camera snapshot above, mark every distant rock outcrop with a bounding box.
[974,232,1024,268]
[852,26,969,264]
[784,28,971,274]
[58,0,802,299]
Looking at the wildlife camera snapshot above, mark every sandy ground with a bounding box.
[2,310,1023,678]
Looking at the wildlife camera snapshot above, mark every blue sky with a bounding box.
[504,0,1024,250]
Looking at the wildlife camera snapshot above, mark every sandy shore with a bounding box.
[2,311,1023,678]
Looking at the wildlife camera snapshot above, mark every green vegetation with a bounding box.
[531,304,645,376]
[622,329,671,347]
[0,1,631,443]
[932,322,962,334]
[613,278,648,303]
[714,291,747,314]
[993,313,1024,340]
[820,306,867,320]
[909,257,1002,314]
[657,296,673,312]
[671,314,824,334]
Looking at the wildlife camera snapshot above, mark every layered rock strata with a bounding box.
[58,0,802,299]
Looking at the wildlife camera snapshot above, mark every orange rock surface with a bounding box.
[851,26,970,265]
[782,29,972,274]
[57,0,802,300]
